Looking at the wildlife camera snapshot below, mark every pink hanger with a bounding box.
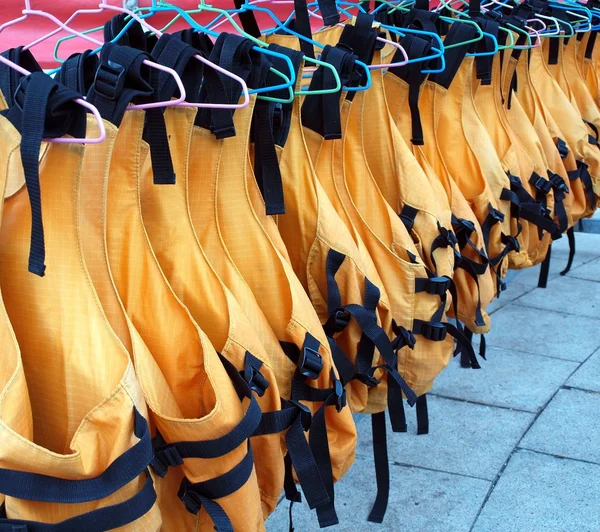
[23,0,250,110]
[0,1,187,110]
[479,4,542,49]
[0,54,106,144]
[95,2,250,109]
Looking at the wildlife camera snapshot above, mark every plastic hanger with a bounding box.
[366,2,450,72]
[5,1,188,110]
[80,4,252,110]
[221,2,372,92]
[193,0,356,93]
[50,0,294,102]
[432,0,499,55]
[535,13,564,37]
[148,1,296,101]
[0,54,106,144]
[377,0,485,50]
[258,0,410,69]
[204,1,347,93]
[233,0,373,91]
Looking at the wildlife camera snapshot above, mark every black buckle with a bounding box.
[332,369,346,412]
[242,366,269,398]
[557,138,569,158]
[529,173,553,195]
[548,172,569,193]
[420,321,448,342]
[426,276,451,296]
[298,344,323,380]
[489,206,505,224]
[290,400,313,431]
[151,445,184,478]
[93,60,126,101]
[324,308,351,335]
[178,478,203,514]
[508,172,523,187]
[273,103,284,130]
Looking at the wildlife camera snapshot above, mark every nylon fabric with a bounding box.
[0,99,160,529]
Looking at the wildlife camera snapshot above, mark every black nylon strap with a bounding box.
[150,354,262,477]
[174,29,214,57]
[480,203,505,256]
[390,34,432,145]
[58,51,99,95]
[338,13,378,101]
[584,119,600,143]
[399,204,419,231]
[232,0,262,38]
[430,22,478,89]
[86,44,154,127]
[177,445,254,532]
[323,249,416,411]
[103,13,148,51]
[2,73,86,277]
[301,45,357,139]
[144,34,204,185]
[251,55,286,215]
[292,0,317,59]
[367,412,390,523]
[547,171,569,234]
[538,243,552,288]
[279,334,342,514]
[416,394,429,435]
[501,174,561,240]
[471,17,499,85]
[585,31,598,59]
[556,138,569,159]
[560,227,576,276]
[197,33,254,138]
[0,408,151,503]
[266,44,304,147]
[568,160,596,210]
[0,47,43,107]
[0,471,156,532]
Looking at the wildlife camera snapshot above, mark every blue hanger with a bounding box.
[368,1,447,73]
[137,1,297,98]
[223,0,372,91]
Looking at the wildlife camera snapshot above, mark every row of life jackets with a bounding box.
[0,3,597,530]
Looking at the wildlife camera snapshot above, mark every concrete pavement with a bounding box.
[266,231,600,532]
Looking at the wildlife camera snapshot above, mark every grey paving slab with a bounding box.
[486,281,533,314]
[473,450,600,532]
[520,388,600,464]
[517,275,600,319]
[566,256,600,282]
[551,231,600,261]
[266,458,490,532]
[567,349,600,393]
[354,396,534,481]
[511,253,585,287]
[432,347,578,412]
[482,304,600,362]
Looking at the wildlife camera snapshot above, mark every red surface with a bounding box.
[0,1,300,68]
